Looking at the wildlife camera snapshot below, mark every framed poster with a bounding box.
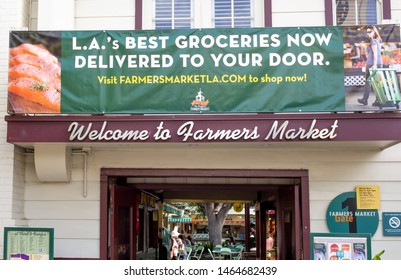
[310,233,371,260]
[3,227,54,260]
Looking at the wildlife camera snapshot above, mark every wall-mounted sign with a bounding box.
[326,192,379,236]
[356,185,380,209]
[7,25,400,115]
[3,227,54,260]
[168,217,192,223]
[382,212,401,236]
[66,119,339,142]
[7,114,401,145]
[140,192,156,207]
[310,233,371,260]
[233,202,244,212]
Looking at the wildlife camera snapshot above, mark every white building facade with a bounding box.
[1,0,401,260]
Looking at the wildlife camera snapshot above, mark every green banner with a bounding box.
[7,27,355,114]
[61,27,344,114]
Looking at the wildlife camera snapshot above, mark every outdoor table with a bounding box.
[212,246,242,259]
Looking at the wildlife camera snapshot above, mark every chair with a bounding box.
[207,248,216,260]
[179,247,192,260]
[233,247,244,260]
[187,246,195,259]
[190,245,204,260]
[185,240,192,250]
[219,247,232,260]
[212,245,221,259]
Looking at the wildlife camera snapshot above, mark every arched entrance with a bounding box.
[99,168,310,260]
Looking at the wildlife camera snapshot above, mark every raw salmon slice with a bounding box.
[9,53,60,76]
[9,63,61,92]
[8,77,60,112]
[10,43,58,65]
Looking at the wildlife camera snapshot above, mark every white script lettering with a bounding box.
[264,119,338,140]
[68,121,150,141]
[176,121,260,142]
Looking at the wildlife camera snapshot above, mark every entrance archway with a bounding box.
[100,168,310,260]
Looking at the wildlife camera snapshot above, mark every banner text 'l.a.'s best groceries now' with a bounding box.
[7,25,400,114]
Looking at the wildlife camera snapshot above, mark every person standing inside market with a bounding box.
[170,231,179,260]
[357,25,383,106]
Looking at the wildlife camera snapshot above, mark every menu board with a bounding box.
[3,227,54,260]
[310,233,371,260]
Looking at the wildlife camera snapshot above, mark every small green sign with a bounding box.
[3,227,54,260]
[326,192,379,236]
[382,212,401,236]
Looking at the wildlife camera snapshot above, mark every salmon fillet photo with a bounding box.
[8,43,61,114]
[9,43,59,65]
[8,77,60,112]
[9,63,61,92]
[9,53,61,76]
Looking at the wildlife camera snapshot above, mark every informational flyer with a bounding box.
[313,243,327,260]
[356,185,380,209]
[353,243,367,260]
[328,242,352,260]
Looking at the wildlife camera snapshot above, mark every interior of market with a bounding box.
[106,171,307,260]
[161,202,278,260]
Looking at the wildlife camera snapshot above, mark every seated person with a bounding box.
[225,236,235,246]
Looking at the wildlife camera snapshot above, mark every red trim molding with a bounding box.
[6,113,401,144]
[383,0,391,20]
[325,0,333,26]
[264,0,272,27]
[135,0,142,30]
[99,168,310,260]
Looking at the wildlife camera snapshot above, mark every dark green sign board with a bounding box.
[326,192,379,236]
[3,227,54,260]
[310,233,371,260]
[61,27,344,114]
[8,27,344,114]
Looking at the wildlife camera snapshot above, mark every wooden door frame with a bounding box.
[100,168,310,260]
[109,182,139,259]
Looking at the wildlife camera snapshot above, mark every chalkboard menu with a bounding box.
[3,227,54,260]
